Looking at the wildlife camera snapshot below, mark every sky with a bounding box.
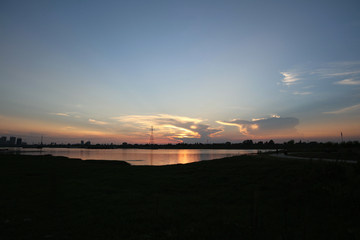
[1,0,360,144]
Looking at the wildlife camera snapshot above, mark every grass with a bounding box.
[1,153,360,239]
[287,151,360,161]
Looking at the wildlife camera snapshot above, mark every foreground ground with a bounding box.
[1,153,360,240]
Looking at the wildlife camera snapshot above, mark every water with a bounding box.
[12,148,261,165]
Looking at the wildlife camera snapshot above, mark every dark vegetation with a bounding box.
[283,141,360,160]
[1,153,360,239]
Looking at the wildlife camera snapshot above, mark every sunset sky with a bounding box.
[1,0,360,144]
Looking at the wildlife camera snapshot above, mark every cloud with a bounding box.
[280,72,301,86]
[323,103,360,114]
[324,71,360,77]
[113,114,222,142]
[313,62,360,80]
[293,91,312,95]
[51,113,70,117]
[216,120,256,135]
[217,116,299,137]
[50,112,82,118]
[88,119,109,125]
[327,61,360,67]
[113,114,202,126]
[334,78,360,85]
[279,61,360,99]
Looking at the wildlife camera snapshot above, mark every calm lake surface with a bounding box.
[15,148,260,165]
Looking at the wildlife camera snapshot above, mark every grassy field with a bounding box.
[286,151,360,161]
[1,153,360,240]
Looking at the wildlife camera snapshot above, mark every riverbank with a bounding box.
[269,152,359,164]
[1,153,359,239]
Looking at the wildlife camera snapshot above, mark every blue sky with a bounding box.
[1,0,360,144]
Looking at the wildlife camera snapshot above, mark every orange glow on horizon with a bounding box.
[1,114,359,144]
[299,122,360,140]
[0,115,111,138]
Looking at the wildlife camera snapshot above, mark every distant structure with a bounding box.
[0,136,6,145]
[149,126,154,145]
[341,132,344,142]
[0,136,25,146]
[9,136,16,145]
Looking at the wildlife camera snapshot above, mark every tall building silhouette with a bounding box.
[16,138,22,145]
[0,136,6,145]
[9,136,16,145]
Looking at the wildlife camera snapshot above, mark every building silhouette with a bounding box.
[9,136,16,145]
[16,138,22,145]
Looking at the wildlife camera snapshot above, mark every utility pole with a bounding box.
[341,132,344,143]
[149,126,154,145]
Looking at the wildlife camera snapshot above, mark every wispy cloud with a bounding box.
[217,115,299,136]
[313,62,360,79]
[280,72,301,86]
[302,85,315,89]
[51,113,70,117]
[113,114,203,126]
[335,78,360,85]
[328,61,360,67]
[216,120,256,135]
[61,126,77,130]
[50,112,82,118]
[325,71,360,77]
[88,119,109,125]
[113,114,222,142]
[323,103,360,114]
[293,91,312,95]
[280,61,360,98]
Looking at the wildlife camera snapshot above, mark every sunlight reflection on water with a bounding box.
[15,148,260,166]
